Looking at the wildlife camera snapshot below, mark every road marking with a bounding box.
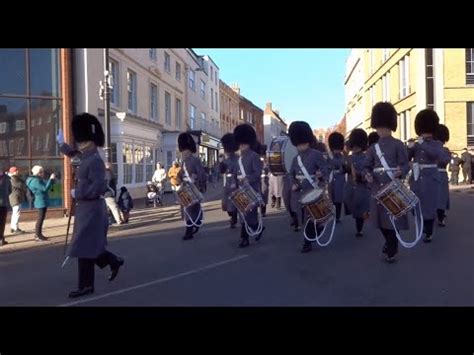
[59,254,249,307]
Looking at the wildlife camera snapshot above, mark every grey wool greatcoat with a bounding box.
[61,144,109,259]
[346,151,371,219]
[179,154,206,225]
[408,138,451,220]
[220,153,239,213]
[328,152,346,204]
[437,146,451,210]
[363,135,410,230]
[236,149,263,226]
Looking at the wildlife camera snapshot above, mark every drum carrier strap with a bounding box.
[181,161,204,228]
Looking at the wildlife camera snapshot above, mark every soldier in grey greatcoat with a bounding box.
[58,113,124,298]
[177,133,206,240]
[327,132,346,223]
[219,133,240,228]
[233,124,264,248]
[346,128,371,237]
[433,124,451,227]
[364,103,410,263]
[288,121,329,254]
[408,110,451,243]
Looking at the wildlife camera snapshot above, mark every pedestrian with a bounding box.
[408,109,451,243]
[327,132,346,223]
[0,164,12,246]
[233,124,265,247]
[288,121,329,253]
[167,162,182,192]
[57,113,124,298]
[346,129,371,237]
[152,162,167,201]
[118,186,134,223]
[220,133,240,228]
[26,165,55,242]
[449,153,461,185]
[461,148,472,184]
[364,102,410,263]
[433,124,450,227]
[178,132,206,240]
[104,162,123,225]
[8,166,27,235]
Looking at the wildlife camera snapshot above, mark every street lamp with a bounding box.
[99,48,112,163]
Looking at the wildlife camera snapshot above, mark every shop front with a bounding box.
[189,130,220,169]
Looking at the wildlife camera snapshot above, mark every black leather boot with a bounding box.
[183,227,194,240]
[238,225,250,248]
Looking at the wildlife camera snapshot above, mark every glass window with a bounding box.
[466,49,474,85]
[176,62,181,81]
[30,99,61,157]
[150,84,158,121]
[189,70,195,90]
[29,49,60,97]
[211,88,214,109]
[467,102,474,136]
[149,48,157,61]
[0,49,26,95]
[165,91,171,125]
[145,146,154,180]
[164,52,171,73]
[134,144,144,183]
[190,104,196,129]
[0,97,28,158]
[200,80,206,99]
[111,143,118,176]
[123,143,133,184]
[176,98,182,129]
[127,70,137,113]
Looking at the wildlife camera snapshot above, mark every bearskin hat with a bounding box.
[221,133,239,153]
[72,113,105,147]
[370,102,397,131]
[328,132,345,151]
[178,132,197,153]
[415,109,440,135]
[434,123,449,143]
[368,132,379,146]
[233,124,257,145]
[288,121,314,146]
[348,129,368,151]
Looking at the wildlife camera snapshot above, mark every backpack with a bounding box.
[25,178,35,204]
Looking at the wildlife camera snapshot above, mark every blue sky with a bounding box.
[194,48,349,130]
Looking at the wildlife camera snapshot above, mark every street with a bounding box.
[1,188,473,307]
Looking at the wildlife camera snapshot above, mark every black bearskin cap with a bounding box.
[233,124,257,145]
[328,132,345,151]
[72,113,105,147]
[368,132,379,146]
[370,102,397,131]
[288,121,314,146]
[178,132,197,153]
[434,123,449,143]
[415,109,440,135]
[348,129,368,151]
[221,133,239,153]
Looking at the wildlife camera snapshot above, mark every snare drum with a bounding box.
[176,182,203,208]
[268,136,298,176]
[300,188,334,223]
[374,179,418,218]
[230,183,261,215]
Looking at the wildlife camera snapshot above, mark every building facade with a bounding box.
[263,102,287,146]
[219,80,240,136]
[344,48,474,153]
[0,48,74,216]
[74,48,186,198]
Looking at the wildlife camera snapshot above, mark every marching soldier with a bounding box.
[258,144,270,217]
[408,109,451,243]
[346,129,370,237]
[364,102,410,263]
[220,133,240,228]
[178,132,206,241]
[367,132,380,147]
[233,124,265,248]
[57,113,124,298]
[288,121,329,253]
[327,132,346,224]
[433,124,450,227]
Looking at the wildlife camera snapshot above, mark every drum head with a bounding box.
[300,188,323,203]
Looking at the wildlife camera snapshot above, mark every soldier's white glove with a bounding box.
[57,129,65,145]
[70,189,76,198]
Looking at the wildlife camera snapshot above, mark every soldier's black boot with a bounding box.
[183,227,194,240]
[301,240,312,253]
[238,225,250,248]
[261,205,267,217]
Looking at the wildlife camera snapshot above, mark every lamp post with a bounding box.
[99,48,112,163]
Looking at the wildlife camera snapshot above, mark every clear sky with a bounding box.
[194,48,349,130]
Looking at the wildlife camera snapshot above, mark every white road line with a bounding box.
[59,254,249,307]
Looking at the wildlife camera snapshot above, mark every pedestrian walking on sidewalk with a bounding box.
[0,164,12,246]
[8,166,27,235]
[26,166,55,242]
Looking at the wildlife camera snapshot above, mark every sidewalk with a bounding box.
[1,184,224,254]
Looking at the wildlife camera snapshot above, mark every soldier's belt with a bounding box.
[419,164,437,169]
